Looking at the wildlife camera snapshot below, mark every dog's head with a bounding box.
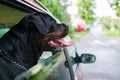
[19,12,73,57]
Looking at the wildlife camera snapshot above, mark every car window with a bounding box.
[15,50,72,80]
[0,4,27,28]
[42,51,71,80]
[38,51,53,63]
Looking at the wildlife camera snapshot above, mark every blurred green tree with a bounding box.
[108,0,120,17]
[77,0,96,24]
[39,0,70,22]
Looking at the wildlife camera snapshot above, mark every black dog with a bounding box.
[0,12,69,80]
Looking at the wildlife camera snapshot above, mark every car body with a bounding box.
[0,0,96,80]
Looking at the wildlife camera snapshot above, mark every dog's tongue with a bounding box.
[49,39,73,48]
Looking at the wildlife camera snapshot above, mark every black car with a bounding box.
[0,0,96,80]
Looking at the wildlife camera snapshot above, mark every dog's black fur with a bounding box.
[0,12,69,80]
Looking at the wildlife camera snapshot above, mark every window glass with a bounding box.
[0,4,27,28]
[38,51,52,63]
[42,51,71,80]
[16,51,72,80]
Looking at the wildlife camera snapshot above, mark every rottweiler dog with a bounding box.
[0,12,71,80]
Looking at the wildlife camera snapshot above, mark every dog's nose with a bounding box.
[58,23,69,31]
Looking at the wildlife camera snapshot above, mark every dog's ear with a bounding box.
[26,12,56,34]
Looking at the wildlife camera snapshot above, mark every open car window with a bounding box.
[15,51,72,80]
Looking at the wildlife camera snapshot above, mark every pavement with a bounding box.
[75,27,120,80]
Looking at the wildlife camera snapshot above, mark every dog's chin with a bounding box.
[46,39,73,51]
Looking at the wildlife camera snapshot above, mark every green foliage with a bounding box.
[77,0,96,24]
[39,0,70,22]
[108,0,120,17]
[100,17,120,30]
[116,8,120,16]
[103,29,120,37]
[100,17,112,30]
[100,17,120,36]
[0,28,9,37]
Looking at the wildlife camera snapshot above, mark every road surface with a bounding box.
[75,27,120,80]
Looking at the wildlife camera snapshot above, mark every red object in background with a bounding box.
[76,24,85,32]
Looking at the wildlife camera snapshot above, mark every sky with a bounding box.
[94,0,116,17]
